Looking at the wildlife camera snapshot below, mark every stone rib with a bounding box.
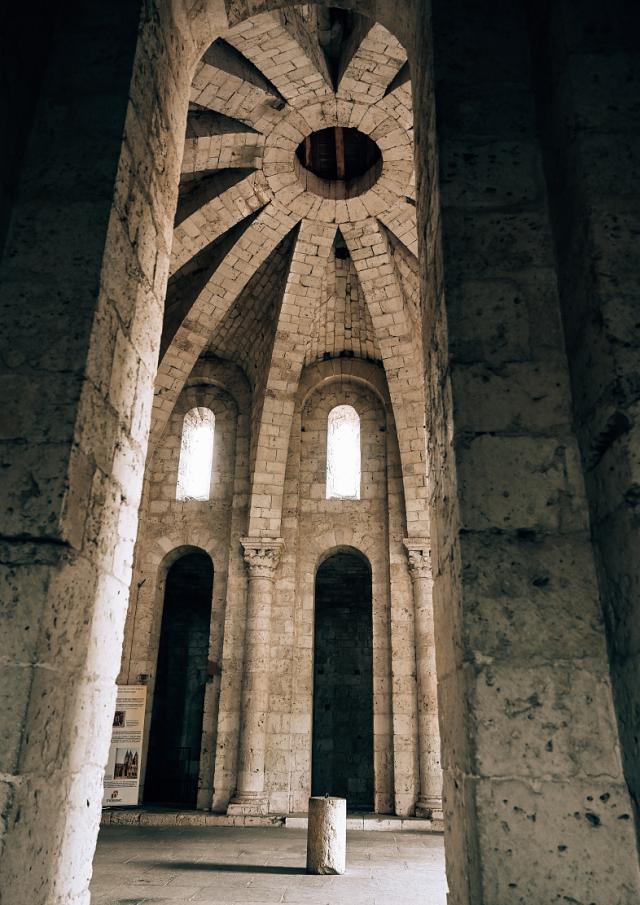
[246,219,337,536]
[341,218,429,537]
[152,203,301,443]
[226,11,333,109]
[337,23,407,106]
[377,198,419,257]
[171,170,272,274]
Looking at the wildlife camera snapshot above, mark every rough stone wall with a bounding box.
[416,0,640,901]
[4,2,640,904]
[528,0,640,835]
[122,344,413,820]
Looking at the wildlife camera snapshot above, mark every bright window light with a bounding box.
[176,407,215,501]
[326,405,361,499]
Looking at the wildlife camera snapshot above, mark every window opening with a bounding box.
[176,407,215,501]
[326,404,360,499]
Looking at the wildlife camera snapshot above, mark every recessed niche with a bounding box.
[295,127,382,199]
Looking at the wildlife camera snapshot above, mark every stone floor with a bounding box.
[91,825,447,904]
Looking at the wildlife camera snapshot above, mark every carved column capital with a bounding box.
[403,537,432,581]
[240,537,285,579]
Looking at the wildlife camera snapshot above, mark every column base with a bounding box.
[415,798,444,822]
[227,793,270,817]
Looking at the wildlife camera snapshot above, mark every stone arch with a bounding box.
[4,3,640,904]
[122,539,221,806]
[315,542,371,575]
[124,538,219,686]
[297,358,392,414]
[292,517,394,812]
[296,357,409,533]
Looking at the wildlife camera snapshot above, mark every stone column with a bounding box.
[228,537,284,815]
[306,796,346,875]
[415,1,640,900]
[403,538,443,821]
[0,5,177,905]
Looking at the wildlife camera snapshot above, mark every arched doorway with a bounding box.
[312,548,374,811]
[144,549,213,807]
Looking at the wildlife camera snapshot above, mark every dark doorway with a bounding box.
[144,550,213,807]
[312,549,374,811]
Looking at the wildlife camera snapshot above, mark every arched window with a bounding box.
[176,407,215,501]
[326,404,361,499]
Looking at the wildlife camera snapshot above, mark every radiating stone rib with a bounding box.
[171,170,272,274]
[376,80,413,131]
[337,23,407,106]
[181,132,265,176]
[246,219,337,537]
[152,203,301,444]
[225,11,333,109]
[182,108,262,176]
[379,222,421,331]
[207,228,298,384]
[341,218,429,538]
[191,59,284,132]
[377,198,419,257]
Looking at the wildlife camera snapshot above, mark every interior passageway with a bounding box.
[144,550,214,808]
[312,550,374,810]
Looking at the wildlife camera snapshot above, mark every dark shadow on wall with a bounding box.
[0,2,61,257]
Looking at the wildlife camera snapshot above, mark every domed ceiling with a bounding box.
[152,5,428,536]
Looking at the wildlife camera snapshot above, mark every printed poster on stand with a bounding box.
[102,685,147,807]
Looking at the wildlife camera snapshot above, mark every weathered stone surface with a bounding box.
[306,796,346,874]
[1,3,640,905]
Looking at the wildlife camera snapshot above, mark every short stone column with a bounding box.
[306,797,346,874]
[228,537,284,815]
[404,538,443,820]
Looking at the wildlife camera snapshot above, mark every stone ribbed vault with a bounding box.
[152,8,428,538]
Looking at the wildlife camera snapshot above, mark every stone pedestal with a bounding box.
[228,537,284,816]
[404,539,443,821]
[306,797,346,875]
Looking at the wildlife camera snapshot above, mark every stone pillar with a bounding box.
[403,538,443,821]
[413,0,640,901]
[306,796,346,875]
[0,5,178,905]
[529,1,640,838]
[228,537,284,815]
